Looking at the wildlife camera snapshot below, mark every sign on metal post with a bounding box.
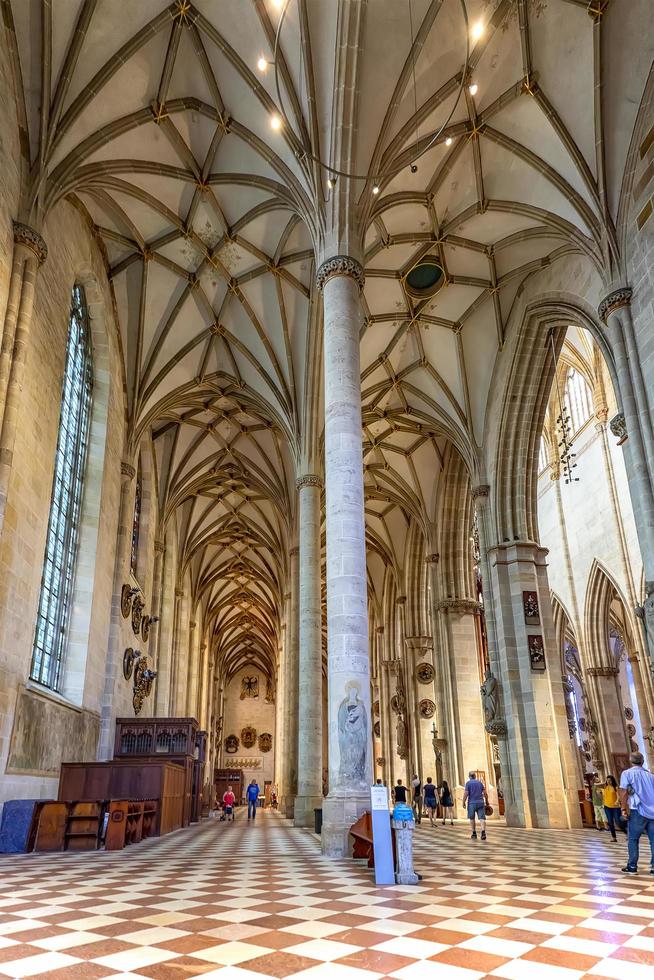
[370,785,395,885]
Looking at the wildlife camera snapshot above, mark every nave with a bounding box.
[1,812,654,980]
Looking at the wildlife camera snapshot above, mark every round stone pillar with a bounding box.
[599,288,654,580]
[316,255,373,857]
[294,474,324,827]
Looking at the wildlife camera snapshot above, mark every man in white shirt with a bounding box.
[619,752,654,874]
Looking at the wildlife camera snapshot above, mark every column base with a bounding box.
[283,797,295,820]
[321,791,369,857]
[293,794,323,828]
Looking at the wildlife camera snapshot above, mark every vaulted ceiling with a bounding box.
[7,0,651,678]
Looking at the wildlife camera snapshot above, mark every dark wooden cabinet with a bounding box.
[59,760,185,836]
[113,718,206,825]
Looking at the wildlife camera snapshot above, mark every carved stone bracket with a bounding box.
[425,553,439,564]
[296,474,323,490]
[315,254,365,292]
[485,718,507,739]
[609,412,627,445]
[289,546,299,557]
[586,666,619,677]
[471,484,490,499]
[120,461,136,480]
[438,598,482,614]
[598,287,632,322]
[13,221,48,264]
[154,539,165,554]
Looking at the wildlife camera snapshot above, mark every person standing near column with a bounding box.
[463,771,488,841]
[619,752,654,874]
[411,773,422,824]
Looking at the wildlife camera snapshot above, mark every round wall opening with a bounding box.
[404,256,445,299]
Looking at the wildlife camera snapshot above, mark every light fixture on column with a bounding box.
[548,329,579,485]
[268,0,472,189]
[468,82,478,96]
[257,56,269,72]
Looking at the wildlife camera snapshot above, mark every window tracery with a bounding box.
[30,285,93,691]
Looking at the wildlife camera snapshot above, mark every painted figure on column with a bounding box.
[337,681,367,782]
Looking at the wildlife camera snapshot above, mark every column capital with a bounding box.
[13,221,48,265]
[283,590,291,600]
[609,411,627,444]
[189,620,197,630]
[376,626,385,634]
[121,461,136,480]
[438,598,482,615]
[316,254,365,292]
[598,287,632,322]
[471,484,490,499]
[395,595,407,606]
[586,665,619,677]
[289,546,299,557]
[425,552,439,564]
[154,539,165,553]
[175,587,185,598]
[296,473,323,490]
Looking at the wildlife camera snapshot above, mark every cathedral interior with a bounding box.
[1,1,654,978]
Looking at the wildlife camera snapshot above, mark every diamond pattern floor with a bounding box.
[0,809,653,978]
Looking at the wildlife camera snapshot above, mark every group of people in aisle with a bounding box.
[218,779,262,822]
[391,772,487,838]
[595,752,654,875]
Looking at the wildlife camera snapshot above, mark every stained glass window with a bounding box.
[30,285,93,690]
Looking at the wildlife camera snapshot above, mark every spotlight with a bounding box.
[445,136,453,146]
[469,82,478,96]
[257,56,268,72]
[270,113,282,131]
[372,184,380,195]
[410,163,418,174]
[272,0,285,9]
[471,20,484,42]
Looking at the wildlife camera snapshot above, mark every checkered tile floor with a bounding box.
[0,810,653,979]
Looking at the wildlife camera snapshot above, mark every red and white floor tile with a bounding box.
[0,809,653,979]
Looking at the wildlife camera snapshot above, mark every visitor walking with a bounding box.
[619,752,654,874]
[411,773,422,824]
[246,779,260,821]
[591,776,607,831]
[463,771,488,841]
[423,777,438,826]
[440,779,455,825]
[603,775,624,842]
[393,779,407,804]
[222,786,235,822]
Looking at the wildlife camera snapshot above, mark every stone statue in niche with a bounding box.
[337,681,367,782]
[240,675,258,700]
[265,677,275,703]
[396,714,408,759]
[645,726,654,753]
[480,669,498,724]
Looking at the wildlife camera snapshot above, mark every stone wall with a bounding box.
[0,197,127,808]
[220,667,276,798]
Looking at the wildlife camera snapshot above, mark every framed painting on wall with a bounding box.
[528,634,546,671]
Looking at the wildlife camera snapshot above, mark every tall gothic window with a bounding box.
[30,285,93,691]
[564,368,593,434]
[131,467,142,577]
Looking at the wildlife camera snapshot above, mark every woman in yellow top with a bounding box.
[603,775,625,841]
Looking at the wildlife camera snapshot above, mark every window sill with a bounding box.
[24,681,83,714]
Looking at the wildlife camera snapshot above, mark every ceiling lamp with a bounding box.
[445,136,453,146]
[471,20,484,42]
[257,56,268,72]
[270,113,282,131]
[270,0,472,187]
[469,82,478,96]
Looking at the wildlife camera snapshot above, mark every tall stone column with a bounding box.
[599,289,654,582]
[0,224,48,537]
[294,475,324,826]
[186,618,199,719]
[99,460,136,758]
[317,256,373,857]
[438,600,489,790]
[377,627,392,784]
[488,541,581,828]
[425,552,459,787]
[283,547,300,817]
[171,587,186,715]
